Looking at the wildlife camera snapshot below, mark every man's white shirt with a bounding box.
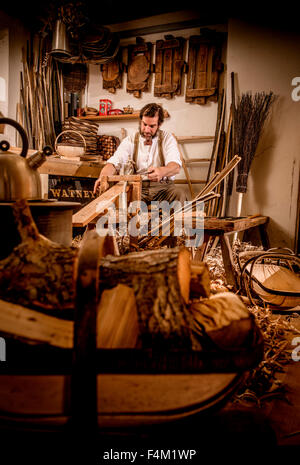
[107,131,182,180]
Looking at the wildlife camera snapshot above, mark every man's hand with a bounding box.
[147,162,180,182]
[147,166,165,182]
[93,163,116,194]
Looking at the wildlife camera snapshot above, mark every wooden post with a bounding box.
[70,231,107,444]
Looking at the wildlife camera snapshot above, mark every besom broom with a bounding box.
[234,91,276,220]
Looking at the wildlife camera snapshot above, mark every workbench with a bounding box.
[195,215,270,290]
[37,155,105,178]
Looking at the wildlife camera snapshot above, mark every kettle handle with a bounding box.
[0,118,29,158]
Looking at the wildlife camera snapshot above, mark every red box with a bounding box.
[99,99,112,115]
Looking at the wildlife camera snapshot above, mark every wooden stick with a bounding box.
[206,89,226,183]
[198,155,241,200]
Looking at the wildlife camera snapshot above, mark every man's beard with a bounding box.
[139,124,158,141]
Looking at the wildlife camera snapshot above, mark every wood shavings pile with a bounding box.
[232,307,300,406]
[204,239,263,284]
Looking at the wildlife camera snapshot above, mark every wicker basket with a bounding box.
[55,130,86,160]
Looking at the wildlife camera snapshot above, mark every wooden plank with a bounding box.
[72,182,125,227]
[186,87,216,97]
[38,156,104,178]
[204,215,268,232]
[0,298,73,348]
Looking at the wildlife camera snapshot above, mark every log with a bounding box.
[0,199,78,314]
[190,292,263,351]
[99,247,201,349]
[97,284,139,348]
[190,261,211,300]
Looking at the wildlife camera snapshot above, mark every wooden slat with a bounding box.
[184,159,210,165]
[72,182,125,227]
[173,133,194,198]
[176,136,214,142]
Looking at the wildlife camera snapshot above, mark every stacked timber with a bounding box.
[0,200,263,359]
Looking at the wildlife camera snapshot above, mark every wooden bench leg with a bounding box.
[220,234,238,290]
[258,223,270,249]
[193,233,210,261]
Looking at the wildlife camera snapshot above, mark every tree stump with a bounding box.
[99,247,202,349]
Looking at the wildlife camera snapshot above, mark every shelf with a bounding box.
[79,113,140,121]
[78,110,170,122]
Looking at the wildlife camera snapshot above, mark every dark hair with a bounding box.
[139,103,164,126]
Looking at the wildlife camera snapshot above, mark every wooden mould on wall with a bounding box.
[101,50,123,94]
[186,32,224,105]
[154,36,185,99]
[126,38,152,98]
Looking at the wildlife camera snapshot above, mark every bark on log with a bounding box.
[0,199,78,314]
[99,247,202,349]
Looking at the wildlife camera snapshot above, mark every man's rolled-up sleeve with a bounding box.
[105,136,134,170]
[162,133,182,167]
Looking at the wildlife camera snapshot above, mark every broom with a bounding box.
[234,91,276,218]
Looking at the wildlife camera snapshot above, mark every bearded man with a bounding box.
[93,103,188,204]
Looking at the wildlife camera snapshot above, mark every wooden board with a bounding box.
[72,182,125,227]
[204,215,269,232]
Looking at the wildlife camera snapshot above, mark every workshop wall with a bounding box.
[86,22,227,191]
[0,11,29,144]
[226,18,300,249]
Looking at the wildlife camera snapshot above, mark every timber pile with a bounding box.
[0,201,263,363]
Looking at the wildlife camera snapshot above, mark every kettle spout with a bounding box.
[27,146,53,170]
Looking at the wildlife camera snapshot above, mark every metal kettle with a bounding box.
[0,118,52,201]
